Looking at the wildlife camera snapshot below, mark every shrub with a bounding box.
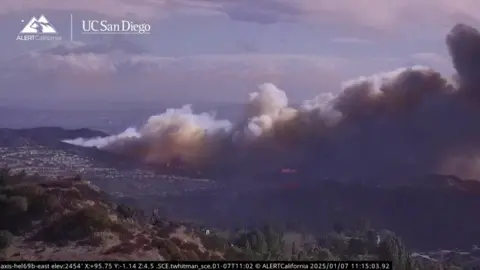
[112,224,135,242]
[0,194,9,209]
[0,173,6,186]
[1,184,59,218]
[152,238,167,249]
[316,248,336,261]
[325,233,349,255]
[158,248,171,260]
[135,234,151,246]
[197,250,210,260]
[0,230,13,249]
[155,225,175,239]
[225,246,248,260]
[104,242,137,254]
[0,195,31,232]
[0,195,28,217]
[74,206,113,229]
[3,183,45,198]
[116,204,135,219]
[30,194,61,215]
[37,206,114,242]
[163,239,182,259]
[347,237,368,257]
[183,249,200,261]
[61,189,82,204]
[166,239,181,252]
[202,234,229,251]
[170,237,183,247]
[79,234,104,246]
[73,174,82,182]
[170,251,185,261]
[9,196,28,213]
[181,241,200,252]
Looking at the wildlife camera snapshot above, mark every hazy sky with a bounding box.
[0,0,476,107]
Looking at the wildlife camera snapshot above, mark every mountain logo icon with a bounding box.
[20,15,57,34]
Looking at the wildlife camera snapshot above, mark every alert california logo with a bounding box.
[17,14,62,41]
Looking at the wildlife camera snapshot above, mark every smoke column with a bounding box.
[64,24,480,182]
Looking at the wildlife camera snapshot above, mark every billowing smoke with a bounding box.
[64,24,480,182]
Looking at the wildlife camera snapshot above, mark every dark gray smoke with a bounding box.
[447,24,480,91]
[64,24,480,182]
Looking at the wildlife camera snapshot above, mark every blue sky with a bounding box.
[0,0,475,107]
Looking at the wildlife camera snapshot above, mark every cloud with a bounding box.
[42,36,149,55]
[186,0,480,30]
[0,0,165,18]
[218,0,480,29]
[0,41,349,102]
[2,0,480,31]
[410,52,450,65]
[330,37,373,44]
[0,0,220,19]
[235,40,259,53]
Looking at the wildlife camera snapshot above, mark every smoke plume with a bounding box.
[64,24,480,182]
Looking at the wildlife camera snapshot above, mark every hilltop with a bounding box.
[0,127,108,146]
[0,169,239,260]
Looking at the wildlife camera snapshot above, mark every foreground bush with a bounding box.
[0,230,13,249]
[36,206,114,242]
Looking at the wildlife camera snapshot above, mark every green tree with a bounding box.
[365,229,379,253]
[347,237,368,258]
[117,204,135,219]
[325,232,349,256]
[262,225,284,259]
[315,247,337,261]
[353,218,372,237]
[291,241,298,259]
[377,232,414,270]
[250,229,268,254]
[296,250,308,260]
[333,221,346,234]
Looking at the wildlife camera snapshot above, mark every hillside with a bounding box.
[0,169,469,269]
[0,127,109,146]
[0,169,237,260]
[2,128,480,253]
[0,127,160,174]
[157,175,480,251]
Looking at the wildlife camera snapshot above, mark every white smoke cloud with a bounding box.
[62,22,480,183]
[34,24,480,182]
[65,104,232,165]
[62,64,449,177]
[64,127,141,148]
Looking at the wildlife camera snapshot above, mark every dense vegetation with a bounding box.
[0,168,470,268]
[160,176,480,250]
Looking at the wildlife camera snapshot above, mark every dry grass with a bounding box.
[0,175,237,261]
